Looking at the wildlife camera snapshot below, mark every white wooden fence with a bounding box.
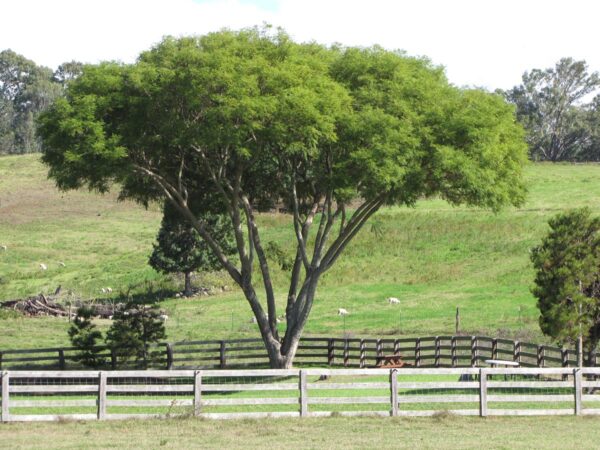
[2,368,600,421]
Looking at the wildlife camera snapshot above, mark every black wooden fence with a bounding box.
[0,335,589,370]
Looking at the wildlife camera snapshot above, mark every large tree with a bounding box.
[505,58,600,161]
[37,28,527,368]
[531,208,600,365]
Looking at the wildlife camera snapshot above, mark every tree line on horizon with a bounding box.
[1,48,600,161]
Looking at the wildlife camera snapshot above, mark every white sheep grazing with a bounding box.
[58,261,66,267]
[250,317,257,324]
[39,263,48,270]
[0,245,7,251]
[387,297,400,304]
[106,287,113,293]
[338,308,349,316]
[101,288,107,294]
[159,314,169,322]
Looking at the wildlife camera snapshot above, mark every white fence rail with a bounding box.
[2,368,600,421]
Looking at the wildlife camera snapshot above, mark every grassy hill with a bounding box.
[2,154,600,349]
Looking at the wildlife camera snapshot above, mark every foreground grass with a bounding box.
[3,155,600,350]
[2,416,600,449]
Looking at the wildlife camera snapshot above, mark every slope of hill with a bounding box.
[2,154,600,349]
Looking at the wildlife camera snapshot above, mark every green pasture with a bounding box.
[2,415,600,449]
[2,155,600,350]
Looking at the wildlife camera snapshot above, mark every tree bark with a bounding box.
[184,271,193,297]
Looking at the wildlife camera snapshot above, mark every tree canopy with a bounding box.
[37,27,528,367]
[505,58,600,161]
[0,49,67,154]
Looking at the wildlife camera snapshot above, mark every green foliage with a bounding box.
[105,303,166,368]
[264,241,293,271]
[36,27,528,366]
[67,306,105,368]
[531,208,600,355]
[149,202,235,295]
[505,58,600,161]
[0,49,64,154]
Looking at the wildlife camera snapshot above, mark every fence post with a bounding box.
[1,371,9,422]
[327,339,334,366]
[415,338,421,368]
[434,336,441,367]
[389,369,398,417]
[359,340,366,368]
[479,368,488,417]
[492,339,498,360]
[471,336,477,367]
[451,337,457,367]
[299,370,308,417]
[166,343,174,370]
[0,351,3,370]
[514,341,521,365]
[97,371,107,420]
[376,339,383,363]
[343,339,349,367]
[537,345,544,368]
[194,370,202,416]
[574,368,582,416]
[58,349,66,370]
[394,339,400,356]
[220,341,227,369]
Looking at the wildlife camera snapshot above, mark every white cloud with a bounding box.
[2,0,600,90]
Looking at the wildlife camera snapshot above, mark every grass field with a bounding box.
[2,415,600,449]
[2,155,600,349]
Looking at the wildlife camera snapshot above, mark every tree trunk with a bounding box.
[184,271,193,297]
[259,276,321,369]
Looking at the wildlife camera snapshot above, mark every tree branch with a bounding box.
[241,194,278,338]
[132,163,242,285]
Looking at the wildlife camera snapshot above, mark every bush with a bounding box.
[105,303,166,369]
[68,306,105,368]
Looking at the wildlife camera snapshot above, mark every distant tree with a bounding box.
[0,49,62,154]
[149,201,235,296]
[53,61,83,86]
[581,96,600,161]
[105,303,166,369]
[38,28,528,368]
[505,58,600,161]
[68,306,105,368]
[531,208,600,364]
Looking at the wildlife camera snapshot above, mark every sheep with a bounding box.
[106,287,113,293]
[0,245,7,251]
[387,297,400,304]
[58,261,66,267]
[338,308,349,316]
[159,314,169,322]
[101,288,107,294]
[39,263,48,270]
[250,317,257,324]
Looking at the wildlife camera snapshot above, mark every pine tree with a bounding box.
[68,306,105,368]
[531,208,600,364]
[149,202,234,296]
[105,303,166,369]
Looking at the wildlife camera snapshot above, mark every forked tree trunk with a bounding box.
[257,276,320,369]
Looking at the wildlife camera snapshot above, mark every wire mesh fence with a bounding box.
[2,368,600,421]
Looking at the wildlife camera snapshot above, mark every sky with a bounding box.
[2,0,600,90]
